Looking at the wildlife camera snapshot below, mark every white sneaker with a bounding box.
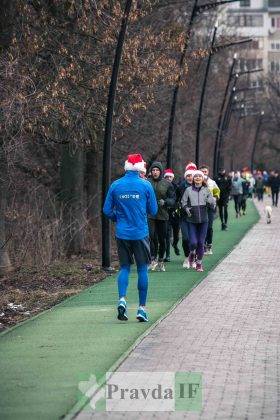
[149,260,158,271]
[157,261,166,272]
[183,258,190,269]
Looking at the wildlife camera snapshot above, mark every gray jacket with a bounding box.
[181,185,216,224]
[231,177,244,195]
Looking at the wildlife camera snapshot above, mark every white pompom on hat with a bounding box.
[184,162,197,178]
[124,153,146,172]
[193,170,204,178]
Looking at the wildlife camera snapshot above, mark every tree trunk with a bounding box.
[0,0,15,276]
[60,145,85,257]
[86,148,101,224]
[0,145,13,275]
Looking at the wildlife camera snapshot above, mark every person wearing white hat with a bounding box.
[163,169,180,262]
[181,170,215,272]
[178,162,197,268]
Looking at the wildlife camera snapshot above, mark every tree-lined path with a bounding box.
[77,198,280,419]
[0,202,259,420]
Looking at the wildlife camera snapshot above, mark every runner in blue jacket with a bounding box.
[103,153,158,322]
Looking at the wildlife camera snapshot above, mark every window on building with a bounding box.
[250,79,262,88]
[268,0,280,7]
[240,0,251,6]
[271,61,280,72]
[272,16,280,27]
[228,14,263,27]
[238,58,263,71]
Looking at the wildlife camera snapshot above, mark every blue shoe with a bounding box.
[117,299,128,321]
[136,307,148,322]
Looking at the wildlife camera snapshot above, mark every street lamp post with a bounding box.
[251,111,265,172]
[216,75,239,172]
[101,0,133,270]
[195,22,218,167]
[166,0,240,168]
[166,0,198,168]
[195,36,252,169]
[213,54,237,177]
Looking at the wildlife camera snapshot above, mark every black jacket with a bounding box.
[269,175,280,192]
[215,174,232,204]
[148,162,176,221]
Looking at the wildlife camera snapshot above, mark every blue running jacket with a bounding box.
[103,171,158,240]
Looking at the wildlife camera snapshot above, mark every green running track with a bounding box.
[0,201,259,420]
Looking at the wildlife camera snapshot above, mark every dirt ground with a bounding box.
[0,257,118,331]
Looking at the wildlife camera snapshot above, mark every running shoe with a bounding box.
[183,258,190,269]
[157,261,166,272]
[149,260,158,271]
[117,299,128,321]
[136,308,148,322]
[207,246,213,255]
[204,246,210,256]
[196,262,204,272]
[164,257,171,262]
[188,253,196,269]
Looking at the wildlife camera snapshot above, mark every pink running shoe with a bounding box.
[196,262,204,272]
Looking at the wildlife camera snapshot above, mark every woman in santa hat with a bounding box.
[181,169,216,272]
[178,162,197,268]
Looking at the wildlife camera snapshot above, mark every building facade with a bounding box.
[223,0,280,77]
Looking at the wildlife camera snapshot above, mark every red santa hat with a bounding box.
[124,154,146,172]
[184,162,197,178]
[164,168,175,180]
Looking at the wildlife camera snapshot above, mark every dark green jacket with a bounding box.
[148,162,176,221]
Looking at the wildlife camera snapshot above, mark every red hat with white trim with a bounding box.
[124,154,146,172]
[184,162,197,178]
[164,168,175,180]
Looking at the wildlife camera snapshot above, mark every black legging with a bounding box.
[256,189,263,201]
[181,220,190,257]
[166,219,180,258]
[241,194,248,212]
[205,208,215,246]
[218,202,228,225]
[148,219,168,261]
[272,190,279,206]
[233,194,242,214]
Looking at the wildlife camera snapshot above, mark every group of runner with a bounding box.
[103,153,279,323]
[252,170,280,206]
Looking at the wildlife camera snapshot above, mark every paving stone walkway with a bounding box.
[77,198,280,420]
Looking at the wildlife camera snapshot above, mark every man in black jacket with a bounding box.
[163,169,180,262]
[269,171,280,207]
[148,162,176,272]
[215,169,232,230]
